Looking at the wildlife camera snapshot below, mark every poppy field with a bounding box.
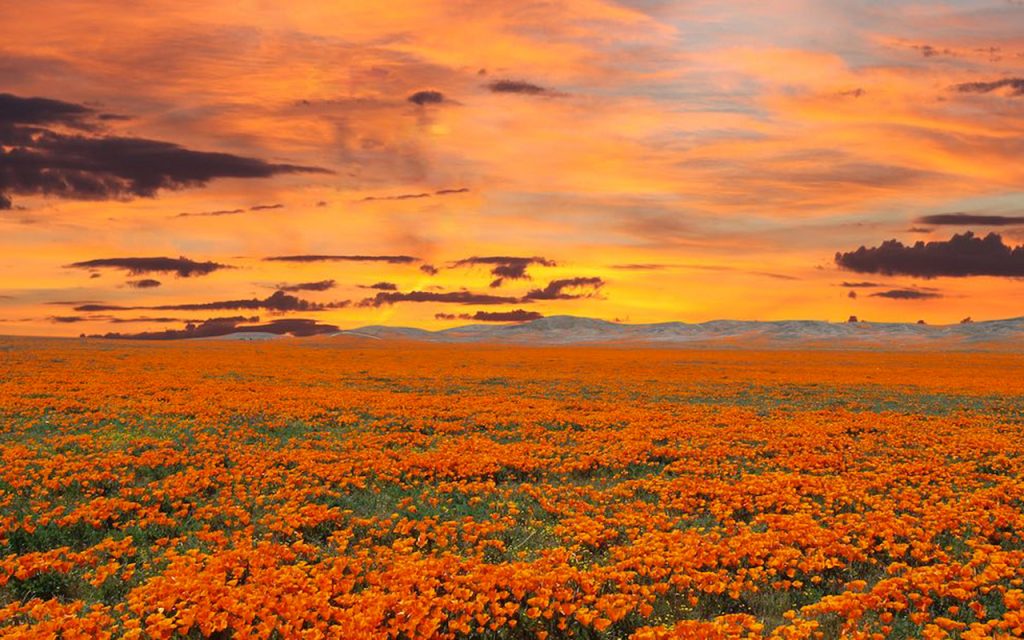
[1,339,1024,639]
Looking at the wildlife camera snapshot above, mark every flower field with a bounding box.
[2,338,1024,639]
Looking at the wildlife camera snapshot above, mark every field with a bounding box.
[1,339,1024,639]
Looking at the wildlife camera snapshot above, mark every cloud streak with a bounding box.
[276,280,336,292]
[67,257,229,277]
[954,78,1024,96]
[264,254,418,264]
[869,289,942,300]
[917,213,1024,226]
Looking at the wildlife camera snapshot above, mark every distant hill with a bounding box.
[329,315,1024,349]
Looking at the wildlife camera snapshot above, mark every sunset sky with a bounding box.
[2,0,1024,337]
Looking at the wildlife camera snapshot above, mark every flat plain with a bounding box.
[2,338,1024,639]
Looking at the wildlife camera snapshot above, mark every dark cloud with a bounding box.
[73,290,340,313]
[752,272,800,281]
[914,44,954,58]
[953,78,1024,96]
[610,263,670,270]
[126,278,161,289]
[908,227,933,233]
[175,203,284,218]
[45,300,101,306]
[67,256,229,277]
[487,80,552,95]
[451,256,556,287]
[523,277,605,300]
[0,92,92,127]
[0,193,10,209]
[835,232,1024,278]
[74,304,133,311]
[108,316,212,324]
[469,309,543,322]
[55,314,251,324]
[918,213,1024,226]
[360,282,398,291]
[359,290,521,307]
[840,281,882,288]
[361,192,430,202]
[0,93,329,208]
[869,289,942,300]
[94,317,339,340]
[420,264,439,276]
[175,208,245,218]
[435,309,544,322]
[264,254,418,264]
[360,188,469,202]
[277,280,336,292]
[153,290,326,312]
[408,90,445,105]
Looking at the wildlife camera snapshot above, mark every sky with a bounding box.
[2,0,1024,337]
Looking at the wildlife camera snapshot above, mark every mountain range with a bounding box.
[282,315,1024,349]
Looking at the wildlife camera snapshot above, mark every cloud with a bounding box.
[953,78,1024,96]
[408,90,445,105]
[0,193,10,209]
[276,280,336,292]
[752,272,800,281]
[523,277,605,300]
[73,290,340,313]
[469,309,543,322]
[126,279,161,288]
[94,317,339,340]
[917,213,1024,226]
[451,256,557,287]
[0,92,93,127]
[420,264,439,276]
[67,256,229,277]
[264,254,418,264]
[840,281,883,288]
[175,208,245,218]
[914,44,954,58]
[152,290,327,312]
[835,232,1024,278]
[360,187,469,202]
[175,203,284,218]
[108,316,216,324]
[486,80,553,95]
[49,315,89,323]
[0,93,330,208]
[869,289,942,300]
[360,282,398,291]
[359,290,521,307]
[610,263,670,270]
[45,300,101,306]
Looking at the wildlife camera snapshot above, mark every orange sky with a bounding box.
[2,0,1024,336]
